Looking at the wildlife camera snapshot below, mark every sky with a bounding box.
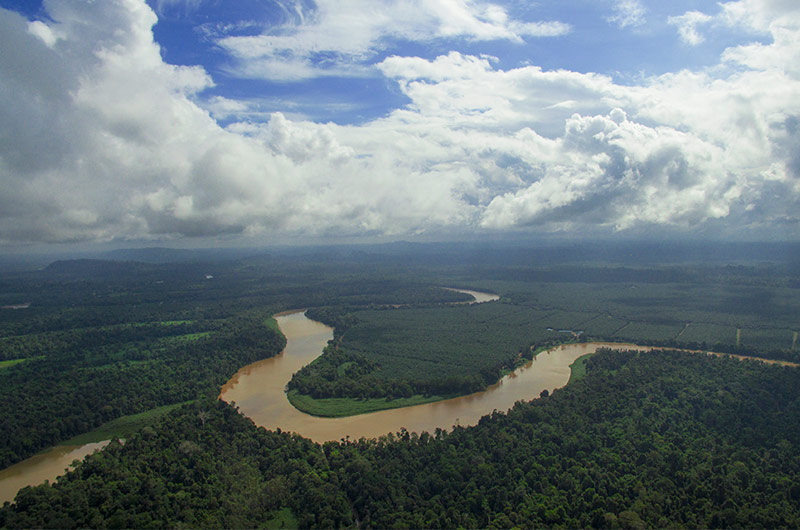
[1,0,799,249]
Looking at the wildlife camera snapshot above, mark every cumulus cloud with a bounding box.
[215,0,570,81]
[606,0,646,29]
[668,10,713,45]
[0,0,799,244]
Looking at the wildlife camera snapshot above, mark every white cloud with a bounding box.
[27,20,60,47]
[0,0,799,244]
[606,0,646,29]
[668,10,713,45]
[719,0,800,33]
[152,0,209,16]
[215,0,570,81]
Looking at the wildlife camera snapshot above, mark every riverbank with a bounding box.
[0,401,196,504]
[289,340,587,418]
[287,390,457,418]
[221,311,619,442]
[59,401,194,445]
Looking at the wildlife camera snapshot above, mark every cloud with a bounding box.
[668,10,713,45]
[606,0,646,29]
[719,0,800,33]
[215,0,570,81]
[0,0,799,244]
[151,0,209,16]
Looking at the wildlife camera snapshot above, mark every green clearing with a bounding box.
[264,507,298,529]
[338,304,558,381]
[162,331,213,342]
[567,353,593,385]
[59,401,195,445]
[0,358,32,370]
[336,361,355,376]
[265,317,281,333]
[287,390,452,418]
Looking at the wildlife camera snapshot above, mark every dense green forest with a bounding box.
[2,349,799,528]
[0,242,799,527]
[289,271,800,407]
[0,260,468,467]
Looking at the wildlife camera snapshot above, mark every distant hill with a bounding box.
[43,259,159,277]
[101,247,258,263]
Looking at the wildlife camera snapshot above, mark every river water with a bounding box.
[444,288,500,304]
[220,307,636,443]
[0,441,110,504]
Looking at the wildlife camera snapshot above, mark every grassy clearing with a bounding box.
[287,390,452,418]
[162,331,213,343]
[264,507,298,529]
[336,361,355,376]
[265,317,281,333]
[59,401,194,445]
[567,353,594,385]
[0,358,32,370]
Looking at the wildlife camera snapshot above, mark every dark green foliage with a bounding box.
[289,264,800,401]
[1,247,799,527]
[291,303,560,399]
[476,279,799,352]
[328,350,800,528]
[0,400,353,529]
[288,345,381,398]
[0,314,286,468]
[0,262,470,468]
[3,351,799,528]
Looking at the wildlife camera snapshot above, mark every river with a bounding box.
[220,288,640,443]
[0,441,110,505]
[443,288,500,304]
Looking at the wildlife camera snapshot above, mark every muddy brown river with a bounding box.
[0,441,110,504]
[219,307,643,443]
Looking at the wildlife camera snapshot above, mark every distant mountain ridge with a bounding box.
[43,259,159,276]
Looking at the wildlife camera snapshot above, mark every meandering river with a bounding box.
[220,289,635,442]
[221,312,644,442]
[4,288,794,503]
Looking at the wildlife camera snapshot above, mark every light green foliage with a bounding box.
[0,358,31,370]
[287,390,449,417]
[567,353,593,384]
[264,507,298,529]
[59,401,194,445]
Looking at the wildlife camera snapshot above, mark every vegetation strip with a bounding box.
[58,401,196,446]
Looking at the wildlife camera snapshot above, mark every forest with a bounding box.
[0,241,798,527]
[2,349,799,528]
[289,265,800,413]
